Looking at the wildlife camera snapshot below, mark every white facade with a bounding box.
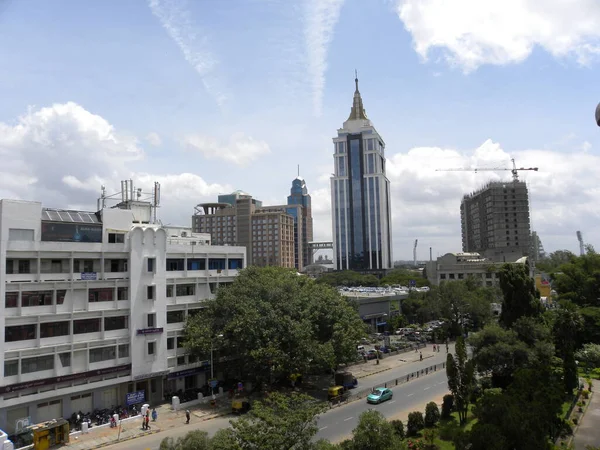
[0,199,245,435]
[331,77,393,271]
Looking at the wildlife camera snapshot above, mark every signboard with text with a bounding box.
[126,390,145,406]
[41,222,102,243]
[136,327,164,335]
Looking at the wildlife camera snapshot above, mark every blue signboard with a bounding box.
[81,272,97,281]
[409,279,416,287]
[209,379,219,388]
[126,390,145,406]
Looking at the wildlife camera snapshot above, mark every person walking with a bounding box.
[185,409,191,424]
[152,408,157,422]
[145,410,150,430]
[419,351,423,361]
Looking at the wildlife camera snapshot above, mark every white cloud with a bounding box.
[397,0,600,72]
[303,0,345,116]
[310,139,600,259]
[0,103,229,225]
[183,132,271,167]
[146,132,162,147]
[149,0,229,107]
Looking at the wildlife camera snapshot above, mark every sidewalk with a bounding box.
[61,401,230,450]
[573,379,600,449]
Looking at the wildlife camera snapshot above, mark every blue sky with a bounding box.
[1,0,600,259]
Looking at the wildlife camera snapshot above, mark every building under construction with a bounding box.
[460,180,531,262]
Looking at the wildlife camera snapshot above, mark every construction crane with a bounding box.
[436,158,538,182]
[413,239,418,267]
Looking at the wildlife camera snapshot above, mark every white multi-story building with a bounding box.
[0,199,245,435]
[331,75,393,271]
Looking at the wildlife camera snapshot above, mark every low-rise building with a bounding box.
[425,252,528,286]
[0,198,245,435]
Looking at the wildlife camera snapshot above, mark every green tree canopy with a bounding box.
[535,250,576,273]
[316,271,380,287]
[159,430,211,450]
[553,307,584,394]
[226,392,325,450]
[349,410,401,450]
[184,267,367,385]
[379,269,429,287]
[579,307,600,344]
[498,262,542,328]
[553,252,600,307]
[575,343,600,368]
[446,336,475,425]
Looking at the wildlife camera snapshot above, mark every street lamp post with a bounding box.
[210,334,223,396]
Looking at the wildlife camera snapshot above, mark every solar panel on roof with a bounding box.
[47,211,62,221]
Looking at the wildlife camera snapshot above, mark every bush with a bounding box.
[441,394,454,419]
[582,390,590,399]
[407,411,425,436]
[390,419,404,439]
[425,401,441,427]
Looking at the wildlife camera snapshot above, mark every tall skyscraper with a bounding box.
[287,175,313,271]
[331,76,393,271]
[460,180,531,261]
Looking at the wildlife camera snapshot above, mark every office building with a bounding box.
[460,180,531,262]
[281,176,313,271]
[0,198,245,435]
[331,76,393,271]
[193,192,295,268]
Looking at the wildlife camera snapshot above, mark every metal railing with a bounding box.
[329,361,447,408]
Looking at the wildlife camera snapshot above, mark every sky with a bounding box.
[1,0,600,260]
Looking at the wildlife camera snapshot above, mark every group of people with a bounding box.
[141,407,158,430]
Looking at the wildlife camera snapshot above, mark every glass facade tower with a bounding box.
[331,77,392,271]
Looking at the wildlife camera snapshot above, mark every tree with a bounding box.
[317,271,380,287]
[389,419,404,439]
[380,269,430,287]
[579,307,600,345]
[552,251,600,306]
[227,392,324,450]
[424,401,440,427]
[159,430,211,450]
[553,307,584,395]
[535,250,576,273]
[184,267,367,385]
[349,410,401,450]
[209,429,241,450]
[575,343,600,369]
[446,336,475,425]
[406,411,425,436]
[441,394,454,419]
[498,262,542,328]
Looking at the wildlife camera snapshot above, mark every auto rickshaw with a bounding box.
[21,418,70,450]
[231,394,251,414]
[327,385,345,401]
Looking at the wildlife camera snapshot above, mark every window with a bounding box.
[117,287,128,300]
[22,291,53,307]
[147,258,155,272]
[166,285,174,297]
[18,260,31,274]
[89,288,114,302]
[22,355,54,374]
[167,310,185,324]
[147,313,156,328]
[89,346,116,363]
[177,337,184,348]
[8,228,34,241]
[108,233,125,243]
[167,337,175,350]
[59,352,71,367]
[5,324,36,342]
[208,259,226,270]
[147,285,155,300]
[108,259,127,272]
[177,356,186,366]
[118,344,129,358]
[104,316,128,331]
[74,260,94,273]
[74,318,101,334]
[4,360,18,376]
[147,341,156,356]
[166,259,184,271]
[5,259,14,274]
[5,292,18,308]
[41,321,69,338]
[175,284,194,296]
[187,259,205,270]
[57,290,66,305]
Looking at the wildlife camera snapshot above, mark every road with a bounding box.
[106,368,449,450]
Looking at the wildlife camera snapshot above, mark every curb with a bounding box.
[566,386,594,447]
[356,355,435,379]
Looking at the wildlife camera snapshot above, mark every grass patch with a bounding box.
[434,438,455,449]
[439,404,477,432]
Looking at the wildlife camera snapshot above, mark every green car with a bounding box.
[367,387,393,404]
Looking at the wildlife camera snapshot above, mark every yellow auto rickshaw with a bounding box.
[327,385,345,401]
[25,418,70,450]
[232,394,251,414]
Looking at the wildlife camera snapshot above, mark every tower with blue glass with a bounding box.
[287,175,313,271]
[331,75,393,271]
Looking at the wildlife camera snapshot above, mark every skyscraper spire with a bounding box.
[347,71,368,121]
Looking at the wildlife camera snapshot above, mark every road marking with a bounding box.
[424,387,430,390]
[319,426,328,431]
[389,400,396,404]
[344,417,353,421]
[407,393,415,397]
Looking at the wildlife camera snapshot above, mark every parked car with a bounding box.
[367,387,393,404]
